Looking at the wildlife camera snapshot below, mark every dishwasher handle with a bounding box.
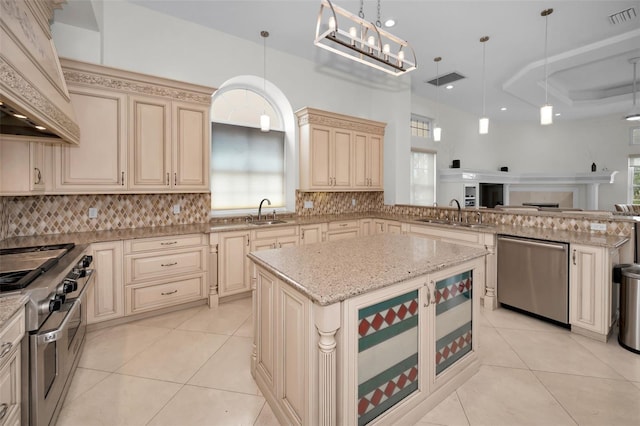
[498,236,567,251]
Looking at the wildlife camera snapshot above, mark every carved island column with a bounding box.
[313,302,341,426]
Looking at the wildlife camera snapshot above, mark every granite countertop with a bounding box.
[248,233,487,306]
[0,293,28,330]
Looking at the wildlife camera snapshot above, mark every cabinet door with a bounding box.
[30,142,46,191]
[129,95,171,190]
[326,229,359,241]
[276,235,299,249]
[332,129,352,188]
[251,238,278,252]
[368,134,383,189]
[218,231,250,297]
[353,133,368,188]
[569,244,606,334]
[359,219,373,236]
[354,133,383,189]
[309,125,332,188]
[172,102,210,191]
[300,225,323,245]
[88,241,124,324]
[55,88,127,191]
[0,139,31,194]
[0,346,20,425]
[387,221,402,234]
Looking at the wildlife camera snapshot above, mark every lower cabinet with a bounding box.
[0,308,24,426]
[217,230,251,297]
[88,241,124,324]
[125,275,207,315]
[569,243,619,339]
[251,226,299,252]
[373,219,402,234]
[326,220,359,241]
[299,224,324,245]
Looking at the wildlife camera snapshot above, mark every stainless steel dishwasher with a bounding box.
[497,235,570,325]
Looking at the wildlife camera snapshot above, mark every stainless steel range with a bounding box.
[0,243,94,426]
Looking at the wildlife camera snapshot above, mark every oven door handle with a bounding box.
[36,297,82,345]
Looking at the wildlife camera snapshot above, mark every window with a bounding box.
[410,150,436,205]
[629,156,640,205]
[410,114,432,139]
[211,122,285,211]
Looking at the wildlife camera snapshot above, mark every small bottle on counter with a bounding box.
[591,162,597,172]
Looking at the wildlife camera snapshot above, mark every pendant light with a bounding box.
[479,36,489,135]
[433,56,442,142]
[260,30,270,132]
[540,8,553,125]
[626,57,640,121]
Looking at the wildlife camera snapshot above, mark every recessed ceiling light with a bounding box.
[500,107,507,111]
[13,113,27,119]
[384,18,396,28]
[445,85,454,90]
[35,125,46,130]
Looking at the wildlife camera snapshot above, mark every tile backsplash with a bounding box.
[2,193,211,238]
[296,190,384,215]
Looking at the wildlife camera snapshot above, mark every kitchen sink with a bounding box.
[249,219,289,226]
[416,218,490,229]
[416,218,450,225]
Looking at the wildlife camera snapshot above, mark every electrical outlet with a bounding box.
[304,200,313,209]
[88,208,98,219]
[173,204,181,214]
[590,223,606,232]
[352,198,356,206]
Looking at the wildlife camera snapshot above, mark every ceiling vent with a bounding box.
[426,72,466,86]
[609,7,637,25]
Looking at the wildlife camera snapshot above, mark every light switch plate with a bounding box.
[304,200,313,209]
[88,208,98,219]
[173,204,181,214]
[352,198,356,206]
[590,223,606,232]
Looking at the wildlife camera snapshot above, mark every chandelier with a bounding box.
[314,0,417,76]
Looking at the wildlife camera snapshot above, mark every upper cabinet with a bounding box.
[52,58,214,194]
[0,137,51,195]
[296,107,385,192]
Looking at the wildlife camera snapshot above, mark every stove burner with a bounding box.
[0,243,75,292]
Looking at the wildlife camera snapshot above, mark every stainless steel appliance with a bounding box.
[0,243,94,425]
[497,235,570,325]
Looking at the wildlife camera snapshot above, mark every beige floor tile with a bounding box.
[79,324,169,372]
[414,390,469,426]
[131,305,203,329]
[475,308,492,327]
[498,328,625,379]
[570,332,640,382]
[476,325,527,369]
[147,385,264,426]
[178,297,251,335]
[535,371,640,426]
[235,314,253,337]
[188,335,258,394]
[253,402,281,426]
[456,365,576,426]
[482,307,567,333]
[63,368,110,405]
[634,381,640,391]
[56,373,181,426]
[117,329,229,383]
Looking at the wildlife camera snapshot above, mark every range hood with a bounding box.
[0,0,79,144]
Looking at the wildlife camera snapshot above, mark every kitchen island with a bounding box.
[248,234,487,425]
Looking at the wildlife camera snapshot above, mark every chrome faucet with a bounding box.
[258,198,271,221]
[449,198,462,222]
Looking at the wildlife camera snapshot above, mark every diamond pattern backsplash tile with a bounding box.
[296,190,384,215]
[0,198,7,240]
[3,193,211,238]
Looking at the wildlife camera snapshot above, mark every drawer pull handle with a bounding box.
[160,241,178,246]
[34,167,42,184]
[0,342,12,358]
[161,290,178,296]
[0,403,7,421]
[339,223,348,227]
[161,262,178,267]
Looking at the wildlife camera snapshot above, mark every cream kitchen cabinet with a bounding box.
[569,243,619,341]
[296,107,385,192]
[251,226,299,252]
[326,219,360,241]
[0,307,24,426]
[123,234,208,315]
[359,219,374,236]
[57,58,213,194]
[373,219,402,234]
[0,138,49,195]
[87,241,124,324]
[216,230,252,297]
[299,223,324,245]
[354,132,383,190]
[128,97,210,191]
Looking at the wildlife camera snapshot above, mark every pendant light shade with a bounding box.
[626,58,640,121]
[540,9,553,126]
[479,36,489,135]
[260,30,270,132]
[433,56,442,142]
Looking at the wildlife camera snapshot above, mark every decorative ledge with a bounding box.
[438,169,618,185]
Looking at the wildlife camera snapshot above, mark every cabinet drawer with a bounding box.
[125,234,206,253]
[125,274,206,315]
[0,310,24,365]
[252,225,298,240]
[125,247,206,284]
[0,342,20,426]
[328,220,359,230]
[409,225,482,246]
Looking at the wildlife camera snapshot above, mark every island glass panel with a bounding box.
[356,290,419,426]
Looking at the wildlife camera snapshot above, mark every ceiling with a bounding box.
[54,0,640,123]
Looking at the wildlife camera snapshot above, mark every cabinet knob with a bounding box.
[0,342,12,358]
[34,167,42,184]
